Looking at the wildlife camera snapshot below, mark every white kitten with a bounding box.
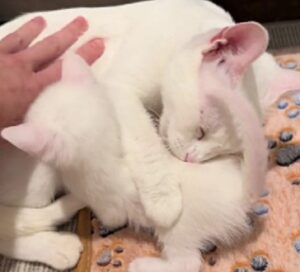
[0,54,134,269]
[2,54,134,226]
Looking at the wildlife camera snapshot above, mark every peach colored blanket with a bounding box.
[89,54,300,272]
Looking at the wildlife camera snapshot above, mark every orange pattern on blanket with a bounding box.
[90,54,300,272]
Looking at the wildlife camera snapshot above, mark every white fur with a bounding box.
[0,231,83,270]
[0,0,296,270]
[0,1,294,111]
[0,194,84,269]
[0,194,84,238]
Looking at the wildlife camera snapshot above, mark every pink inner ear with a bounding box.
[203,22,269,77]
[210,27,229,43]
[222,22,268,64]
[1,124,49,156]
[202,38,228,60]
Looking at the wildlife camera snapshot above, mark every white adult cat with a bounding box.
[2,52,267,272]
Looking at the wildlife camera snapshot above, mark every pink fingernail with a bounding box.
[73,16,88,32]
[89,38,105,50]
[32,16,46,28]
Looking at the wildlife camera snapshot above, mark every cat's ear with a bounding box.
[62,53,96,84]
[1,124,48,155]
[202,22,269,84]
[1,124,61,163]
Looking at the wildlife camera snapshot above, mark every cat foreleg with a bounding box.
[130,160,182,228]
[108,84,183,228]
[0,231,83,270]
[0,194,85,238]
[45,194,85,226]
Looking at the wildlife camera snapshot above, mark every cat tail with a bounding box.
[207,89,268,201]
[0,194,84,239]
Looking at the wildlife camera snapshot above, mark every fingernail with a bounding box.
[73,16,88,32]
[89,38,105,50]
[31,16,46,28]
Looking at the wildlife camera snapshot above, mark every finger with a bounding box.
[32,60,63,92]
[33,38,104,89]
[19,16,88,71]
[0,17,46,54]
[76,38,105,65]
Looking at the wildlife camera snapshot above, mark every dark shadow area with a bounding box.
[0,0,299,23]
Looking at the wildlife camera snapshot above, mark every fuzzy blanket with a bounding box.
[86,53,300,272]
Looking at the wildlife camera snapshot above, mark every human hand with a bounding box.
[0,16,104,128]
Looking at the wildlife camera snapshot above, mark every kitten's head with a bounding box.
[1,54,98,166]
[159,22,269,162]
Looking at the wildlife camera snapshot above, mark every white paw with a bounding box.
[188,143,222,163]
[142,176,182,228]
[96,207,127,229]
[39,232,83,270]
[145,194,182,228]
[129,257,166,272]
